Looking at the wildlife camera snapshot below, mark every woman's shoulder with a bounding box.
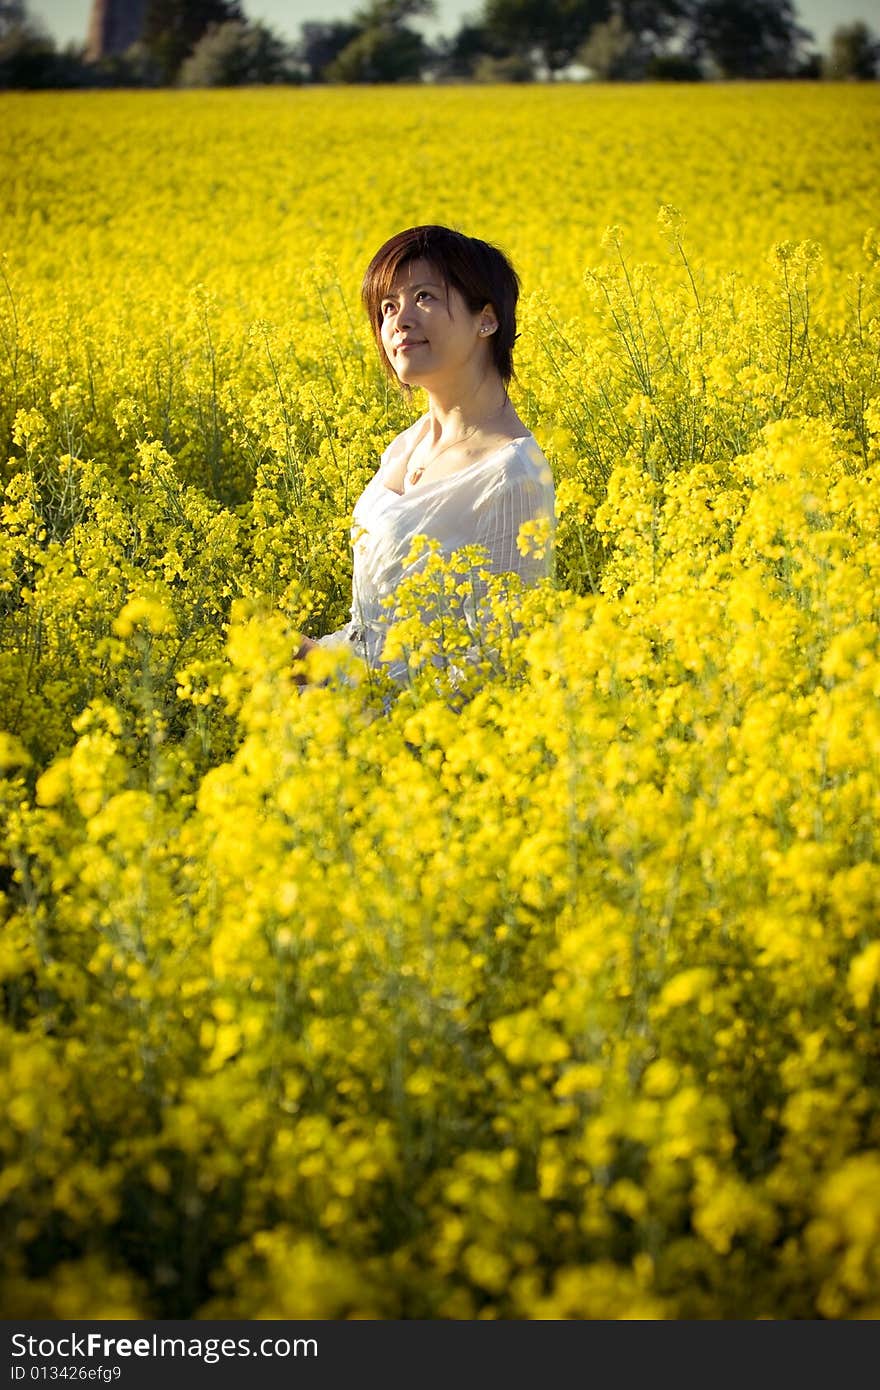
[489,433,554,491]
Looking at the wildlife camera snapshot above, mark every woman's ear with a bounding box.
[478,305,499,337]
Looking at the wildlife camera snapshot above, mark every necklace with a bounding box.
[404,403,508,491]
[405,428,476,488]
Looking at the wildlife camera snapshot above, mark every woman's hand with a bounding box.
[293,635,319,686]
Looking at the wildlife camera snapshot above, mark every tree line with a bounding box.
[1,0,878,89]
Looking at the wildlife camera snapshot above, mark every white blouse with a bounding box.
[317,414,556,686]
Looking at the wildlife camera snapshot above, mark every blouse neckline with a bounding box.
[379,426,536,499]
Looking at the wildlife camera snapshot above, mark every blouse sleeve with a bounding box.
[472,464,555,588]
[452,457,555,680]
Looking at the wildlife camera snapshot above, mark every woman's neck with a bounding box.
[422,369,511,442]
[422,397,511,444]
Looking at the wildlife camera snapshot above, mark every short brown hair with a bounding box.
[361,225,521,387]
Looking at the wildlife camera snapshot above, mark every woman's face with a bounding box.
[378,257,494,388]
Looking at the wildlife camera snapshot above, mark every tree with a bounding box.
[578,11,641,77]
[141,0,243,82]
[92,41,165,86]
[0,0,164,87]
[432,21,497,78]
[0,0,63,87]
[353,0,435,26]
[179,18,293,85]
[644,50,704,77]
[823,20,880,79]
[296,20,361,82]
[577,0,700,78]
[0,0,26,37]
[615,0,696,48]
[431,17,523,79]
[473,51,534,79]
[326,23,429,81]
[689,0,813,78]
[326,0,435,82]
[482,0,612,74]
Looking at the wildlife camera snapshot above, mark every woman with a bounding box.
[296,224,555,690]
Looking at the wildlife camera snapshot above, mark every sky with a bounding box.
[29,0,880,55]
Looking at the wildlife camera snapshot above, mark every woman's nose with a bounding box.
[396,298,415,328]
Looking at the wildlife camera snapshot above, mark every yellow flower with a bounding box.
[113,594,176,638]
[847,942,880,1011]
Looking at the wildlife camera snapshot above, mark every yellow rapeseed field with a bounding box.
[1,82,879,1318]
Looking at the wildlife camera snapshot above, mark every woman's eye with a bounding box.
[381,292,431,317]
